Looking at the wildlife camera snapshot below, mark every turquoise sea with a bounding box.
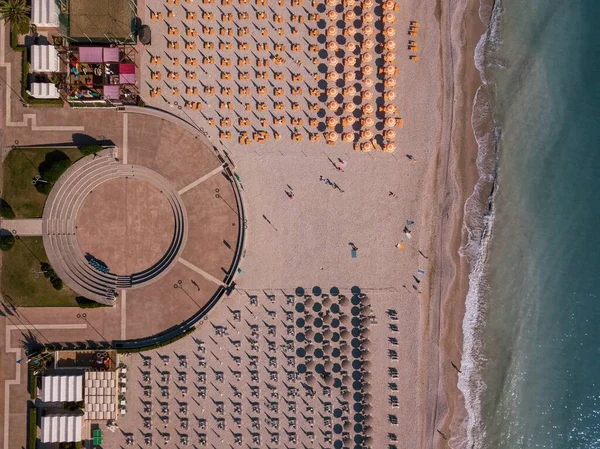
[458,0,600,448]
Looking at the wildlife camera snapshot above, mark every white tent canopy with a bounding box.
[29,82,60,99]
[31,0,59,27]
[41,414,83,443]
[31,44,59,72]
[41,375,83,402]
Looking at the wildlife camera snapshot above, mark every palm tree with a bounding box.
[0,0,31,35]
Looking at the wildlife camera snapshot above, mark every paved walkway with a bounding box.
[0,219,42,236]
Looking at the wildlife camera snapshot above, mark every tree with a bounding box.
[0,233,14,251]
[78,144,102,156]
[0,199,15,219]
[36,151,72,195]
[0,0,31,35]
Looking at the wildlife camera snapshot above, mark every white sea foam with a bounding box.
[455,1,505,448]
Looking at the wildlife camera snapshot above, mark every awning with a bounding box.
[40,414,83,443]
[78,47,104,63]
[41,375,83,402]
[103,47,120,62]
[31,0,59,27]
[103,85,120,99]
[29,82,60,99]
[119,63,136,84]
[31,45,59,72]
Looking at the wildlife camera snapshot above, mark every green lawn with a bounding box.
[1,237,78,307]
[2,148,83,218]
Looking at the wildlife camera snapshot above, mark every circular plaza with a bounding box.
[41,110,244,339]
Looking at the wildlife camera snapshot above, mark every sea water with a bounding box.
[458,0,600,448]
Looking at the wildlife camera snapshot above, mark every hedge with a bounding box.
[21,54,63,107]
[116,327,196,353]
[0,199,15,219]
[28,406,37,449]
[28,367,37,400]
[0,234,15,251]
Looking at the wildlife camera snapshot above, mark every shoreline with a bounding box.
[434,0,488,446]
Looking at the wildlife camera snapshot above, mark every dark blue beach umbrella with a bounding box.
[314,348,324,359]
[314,333,324,343]
[296,333,305,343]
[351,306,360,316]
[351,295,361,305]
[351,338,361,348]
[333,408,343,418]
[353,392,363,402]
[354,413,364,423]
[334,440,343,449]
[333,378,342,388]
[296,318,305,328]
[313,302,322,313]
[353,402,363,412]
[333,424,343,434]
[332,332,341,342]
[297,364,307,374]
[353,380,363,391]
[332,348,341,358]
[312,286,322,296]
[295,303,305,313]
[351,327,361,337]
[296,347,306,357]
[330,303,340,313]
[352,348,362,358]
[352,370,362,381]
[354,434,364,444]
[352,360,362,370]
[332,363,341,373]
[354,424,363,433]
[315,364,325,374]
[295,287,305,296]
[314,318,323,328]
[330,287,340,296]
[331,318,340,328]
[351,286,361,295]
[351,317,361,327]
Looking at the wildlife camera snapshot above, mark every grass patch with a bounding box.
[28,367,37,400]
[28,405,37,449]
[1,237,78,307]
[75,297,109,308]
[2,147,82,218]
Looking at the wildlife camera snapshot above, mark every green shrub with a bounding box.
[0,234,15,251]
[28,367,37,400]
[75,297,109,308]
[78,144,102,156]
[0,199,15,218]
[28,405,37,449]
[40,262,63,290]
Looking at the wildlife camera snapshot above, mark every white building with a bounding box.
[28,82,60,99]
[31,0,59,28]
[30,44,59,72]
[40,413,83,443]
[41,374,83,403]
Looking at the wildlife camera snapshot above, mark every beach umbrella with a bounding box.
[328,100,340,111]
[351,295,361,306]
[364,0,374,7]
[326,0,336,4]
[362,52,373,63]
[326,131,339,142]
[344,10,356,21]
[327,26,337,37]
[385,104,398,114]
[342,132,354,142]
[364,77,374,88]
[344,71,356,82]
[384,64,397,75]
[362,104,374,115]
[344,85,357,96]
[344,114,357,125]
[344,102,356,113]
[345,55,357,67]
[314,317,323,328]
[384,27,396,38]
[383,142,397,153]
[327,10,338,21]
[384,77,397,88]
[361,90,373,101]
[330,303,341,314]
[384,129,396,140]
[331,318,340,328]
[385,117,398,127]
[351,327,361,338]
[384,90,397,101]
[304,295,314,306]
[334,440,343,449]
[362,39,374,50]
[296,318,306,328]
[363,11,374,23]
[327,41,339,51]
[297,364,307,374]
[351,306,361,316]
[314,332,324,343]
[295,303,305,313]
[383,0,395,10]
[334,424,343,434]
[296,332,306,343]
[346,26,357,37]
[384,40,397,51]
[334,408,343,418]
[363,25,374,36]
[327,87,339,97]
[360,141,373,152]
[332,332,341,343]
[352,348,362,358]
[384,12,396,23]
[360,129,374,140]
[346,41,357,52]
[314,348,324,359]
[328,56,339,66]
[327,117,337,128]
[362,65,374,76]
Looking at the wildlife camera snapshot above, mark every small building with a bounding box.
[41,374,83,403]
[31,0,59,28]
[28,82,60,99]
[40,412,84,443]
[84,370,117,421]
[30,44,59,73]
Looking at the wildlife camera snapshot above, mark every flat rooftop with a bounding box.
[68,0,135,42]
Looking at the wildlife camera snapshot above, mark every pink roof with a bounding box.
[119,63,135,74]
[78,47,103,63]
[103,85,120,99]
[103,48,120,62]
[119,73,136,84]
